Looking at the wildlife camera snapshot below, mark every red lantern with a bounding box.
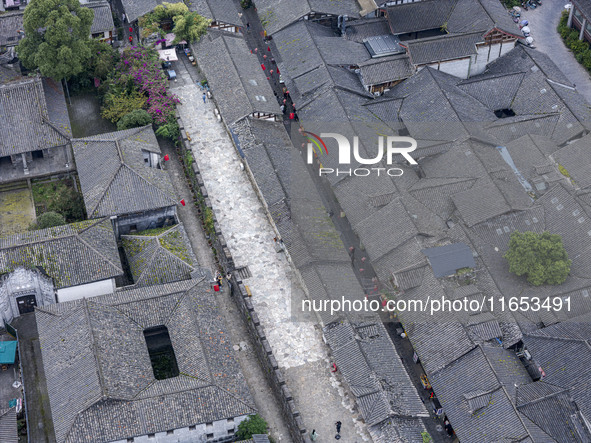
[289,112,295,120]
[128,36,133,42]
[129,27,133,33]
[163,154,169,161]
[261,64,266,71]
[180,199,186,206]
[276,68,280,74]
[267,46,271,51]
[213,284,220,292]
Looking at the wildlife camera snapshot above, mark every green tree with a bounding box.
[504,231,571,286]
[30,211,66,230]
[172,11,209,43]
[101,90,147,123]
[17,0,94,81]
[117,109,153,130]
[235,414,268,440]
[88,39,118,80]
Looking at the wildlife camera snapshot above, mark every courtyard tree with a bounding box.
[235,414,268,440]
[30,212,66,230]
[504,231,571,286]
[139,2,209,43]
[117,109,153,130]
[17,0,94,81]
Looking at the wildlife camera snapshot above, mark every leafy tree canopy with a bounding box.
[117,109,153,130]
[18,0,94,81]
[235,414,268,440]
[139,2,209,43]
[30,212,66,230]
[504,231,571,286]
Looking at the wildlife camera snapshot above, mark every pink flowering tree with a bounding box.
[101,46,180,137]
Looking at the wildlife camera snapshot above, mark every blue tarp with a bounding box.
[0,341,17,365]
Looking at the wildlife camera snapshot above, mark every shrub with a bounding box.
[30,212,66,230]
[102,89,148,123]
[504,231,571,286]
[117,109,153,130]
[235,415,268,440]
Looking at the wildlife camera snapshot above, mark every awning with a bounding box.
[0,341,17,365]
[165,33,176,46]
[158,49,178,62]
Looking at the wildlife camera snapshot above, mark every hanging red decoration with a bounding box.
[261,64,266,71]
[180,199,186,206]
[163,154,169,161]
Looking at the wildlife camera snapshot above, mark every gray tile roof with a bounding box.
[72,125,177,218]
[122,224,198,287]
[358,54,414,86]
[42,77,72,137]
[516,382,587,443]
[402,32,483,65]
[553,133,591,190]
[256,0,360,35]
[119,0,183,23]
[193,33,280,124]
[343,17,391,43]
[386,0,455,35]
[313,36,370,66]
[451,180,511,226]
[0,408,17,443]
[429,346,531,443]
[0,10,23,47]
[324,319,427,439]
[84,1,115,35]
[187,0,242,26]
[0,77,70,157]
[0,218,123,289]
[36,279,255,443]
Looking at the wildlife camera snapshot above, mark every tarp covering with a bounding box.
[0,341,17,365]
[158,49,178,62]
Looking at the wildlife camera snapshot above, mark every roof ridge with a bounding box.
[156,240,197,272]
[90,162,124,217]
[134,237,161,287]
[82,299,108,399]
[516,382,571,407]
[120,163,177,204]
[75,231,124,274]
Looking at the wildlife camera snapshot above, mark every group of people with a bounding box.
[310,421,342,441]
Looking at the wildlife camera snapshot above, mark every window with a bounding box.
[189,425,196,431]
[166,430,174,435]
[143,326,180,380]
[32,150,44,160]
[206,433,214,440]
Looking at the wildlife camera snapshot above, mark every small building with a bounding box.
[568,0,591,44]
[0,0,25,12]
[36,278,257,443]
[72,125,179,236]
[0,218,123,303]
[0,77,73,184]
[85,1,115,43]
[114,0,183,25]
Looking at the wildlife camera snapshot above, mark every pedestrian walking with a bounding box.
[280,104,285,114]
[202,92,206,103]
[335,421,342,434]
[246,22,250,32]
[310,429,318,441]
[122,13,126,23]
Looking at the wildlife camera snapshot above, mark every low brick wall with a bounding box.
[175,114,310,443]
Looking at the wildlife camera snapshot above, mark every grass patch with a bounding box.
[31,178,86,223]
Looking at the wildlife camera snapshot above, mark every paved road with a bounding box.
[525,1,591,102]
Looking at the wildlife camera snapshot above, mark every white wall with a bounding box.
[56,279,116,303]
[470,41,516,77]
[438,58,471,79]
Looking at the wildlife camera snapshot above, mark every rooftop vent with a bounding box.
[364,35,405,58]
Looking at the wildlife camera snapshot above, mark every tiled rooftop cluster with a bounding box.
[206,2,591,441]
[36,279,256,443]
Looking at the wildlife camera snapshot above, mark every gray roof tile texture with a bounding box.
[72,125,177,218]
[85,1,115,35]
[122,224,198,287]
[36,279,255,443]
[193,33,280,124]
[0,77,69,157]
[0,218,122,289]
[119,0,183,23]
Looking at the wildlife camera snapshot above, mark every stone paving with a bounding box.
[171,53,369,442]
[524,2,591,103]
